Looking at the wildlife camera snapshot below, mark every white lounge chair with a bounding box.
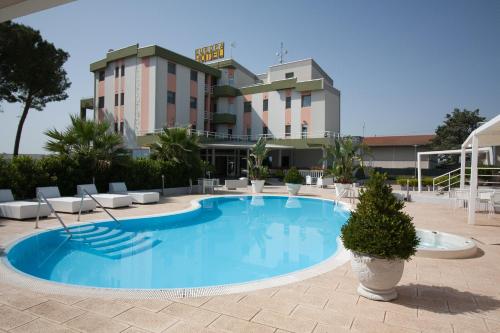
[109,182,159,204]
[0,189,50,220]
[36,186,96,214]
[317,177,334,188]
[224,177,248,190]
[77,184,132,209]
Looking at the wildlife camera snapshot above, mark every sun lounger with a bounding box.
[108,182,160,204]
[0,189,50,220]
[36,186,96,214]
[77,184,132,209]
[224,178,248,190]
[317,177,334,188]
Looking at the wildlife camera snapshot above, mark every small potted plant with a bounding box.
[248,137,269,193]
[341,172,419,301]
[284,167,304,195]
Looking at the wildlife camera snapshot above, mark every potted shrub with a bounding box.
[341,172,419,301]
[284,167,304,195]
[248,137,269,193]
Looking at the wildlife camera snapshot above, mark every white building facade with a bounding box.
[89,44,341,176]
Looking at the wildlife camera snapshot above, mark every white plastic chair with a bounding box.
[306,175,312,186]
[453,189,469,210]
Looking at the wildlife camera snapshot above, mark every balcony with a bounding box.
[213,85,239,98]
[212,113,236,125]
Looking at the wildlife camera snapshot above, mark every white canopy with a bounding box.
[462,114,500,224]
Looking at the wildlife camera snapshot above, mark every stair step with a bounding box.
[66,225,98,235]
[107,239,161,259]
[97,236,150,253]
[89,232,137,248]
[69,227,115,239]
[74,229,125,242]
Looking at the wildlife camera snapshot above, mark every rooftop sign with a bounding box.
[195,42,224,63]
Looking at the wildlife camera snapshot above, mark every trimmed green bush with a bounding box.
[396,176,434,188]
[341,172,419,260]
[0,155,201,200]
[284,167,304,184]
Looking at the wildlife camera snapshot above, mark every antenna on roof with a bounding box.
[276,42,288,64]
[230,41,236,59]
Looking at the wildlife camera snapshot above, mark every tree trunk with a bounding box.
[13,97,31,157]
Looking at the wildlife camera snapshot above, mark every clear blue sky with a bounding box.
[1,0,499,153]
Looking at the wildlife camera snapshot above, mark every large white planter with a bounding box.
[350,252,404,301]
[251,180,265,193]
[286,183,301,195]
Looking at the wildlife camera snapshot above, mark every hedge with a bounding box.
[0,155,201,200]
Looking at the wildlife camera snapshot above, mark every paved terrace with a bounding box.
[0,186,499,333]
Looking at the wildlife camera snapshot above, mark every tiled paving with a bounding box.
[0,186,499,332]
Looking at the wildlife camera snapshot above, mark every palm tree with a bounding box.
[150,127,200,166]
[322,136,369,183]
[248,137,269,180]
[44,115,125,170]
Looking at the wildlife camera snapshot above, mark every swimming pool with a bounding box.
[6,196,349,290]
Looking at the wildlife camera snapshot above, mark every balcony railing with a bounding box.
[137,127,341,142]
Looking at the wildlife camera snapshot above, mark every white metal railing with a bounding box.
[77,189,119,223]
[432,167,500,192]
[298,169,324,179]
[137,127,341,142]
[36,192,71,234]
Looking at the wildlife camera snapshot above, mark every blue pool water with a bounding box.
[7,196,349,289]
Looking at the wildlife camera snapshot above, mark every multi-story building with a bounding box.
[88,44,341,176]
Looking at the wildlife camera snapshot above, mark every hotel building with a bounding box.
[87,44,341,176]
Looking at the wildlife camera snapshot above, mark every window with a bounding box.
[263,99,268,111]
[263,126,268,135]
[285,96,291,109]
[190,70,198,82]
[114,122,118,133]
[168,62,176,74]
[115,66,119,78]
[167,91,176,104]
[98,96,104,108]
[98,71,105,81]
[120,92,124,106]
[190,97,197,109]
[119,121,124,135]
[120,65,125,76]
[301,125,308,139]
[191,124,196,131]
[246,128,251,136]
[114,93,119,106]
[301,94,311,107]
[244,101,252,113]
[285,125,291,137]
[285,72,294,79]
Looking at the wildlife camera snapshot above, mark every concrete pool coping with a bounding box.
[0,194,352,300]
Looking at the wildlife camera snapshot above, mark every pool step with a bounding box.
[88,232,137,248]
[67,226,116,239]
[66,225,98,235]
[66,225,160,259]
[78,229,125,243]
[97,235,150,253]
[106,239,161,259]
